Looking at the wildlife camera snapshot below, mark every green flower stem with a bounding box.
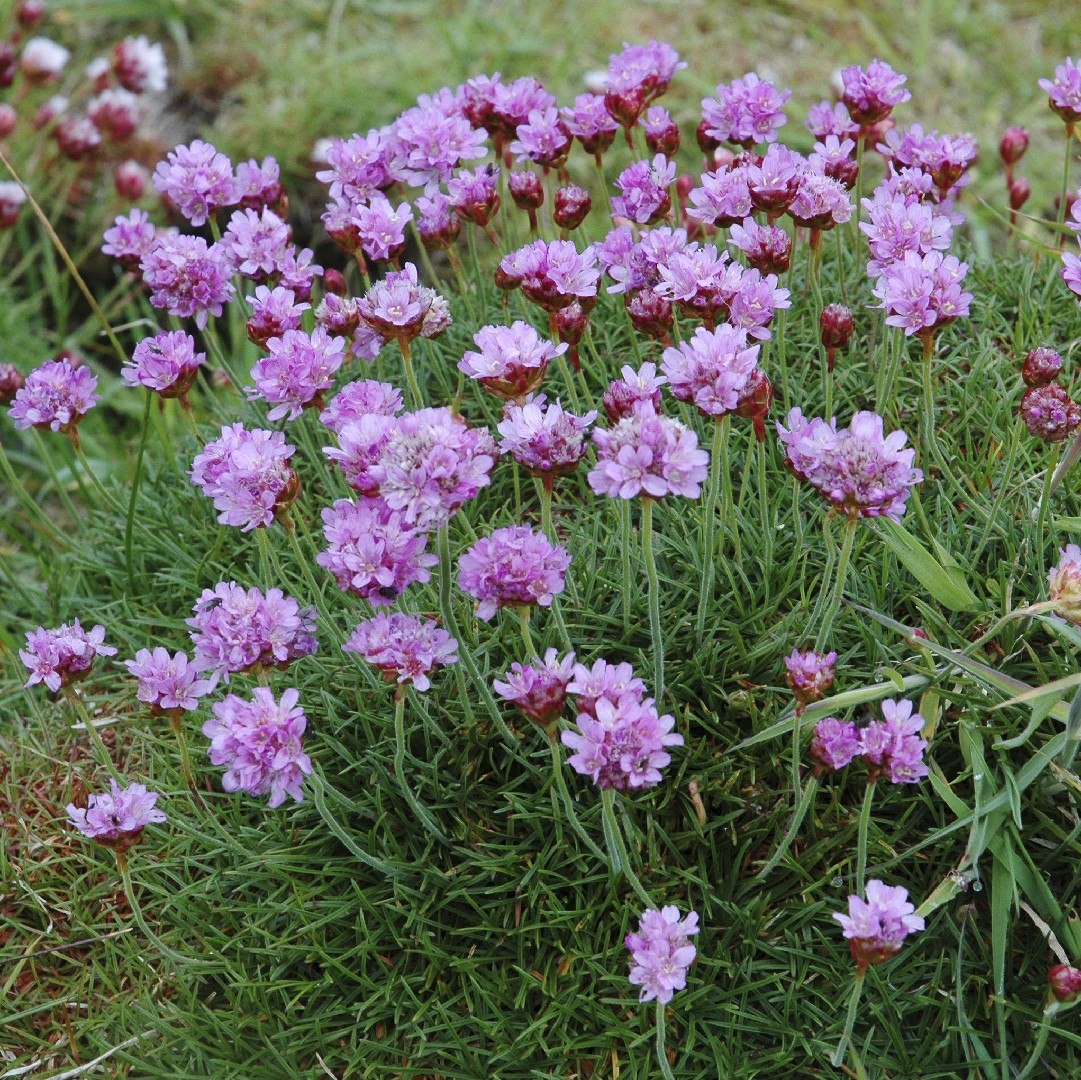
[814,514,857,651]
[71,437,125,516]
[776,263,792,405]
[394,690,450,846]
[116,849,189,965]
[1016,1002,1060,1080]
[540,478,554,541]
[438,524,517,744]
[757,438,772,567]
[171,714,207,810]
[620,499,634,633]
[831,969,866,1068]
[555,351,582,413]
[757,774,819,879]
[655,1000,677,1080]
[283,521,347,650]
[640,497,665,700]
[255,527,275,591]
[124,393,153,593]
[600,788,652,907]
[65,689,121,783]
[518,606,536,657]
[856,780,877,893]
[973,418,1023,561]
[853,136,866,255]
[309,771,402,878]
[1035,443,1061,565]
[920,331,939,457]
[549,737,605,862]
[1058,124,1073,228]
[399,338,424,410]
[446,246,477,323]
[696,417,725,640]
[0,438,68,547]
[836,225,848,305]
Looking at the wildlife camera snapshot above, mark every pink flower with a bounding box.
[840,59,911,127]
[20,620,116,692]
[1048,544,1081,624]
[568,658,646,719]
[497,394,596,477]
[834,879,923,968]
[859,698,928,784]
[784,649,837,707]
[458,525,570,621]
[494,649,576,730]
[343,612,458,692]
[9,359,99,434]
[248,327,347,421]
[152,139,237,226]
[1039,57,1081,125]
[702,71,791,147]
[67,780,166,847]
[810,718,860,771]
[459,321,565,400]
[140,233,235,329]
[661,325,760,416]
[124,648,212,713]
[625,906,699,1004]
[122,331,203,398]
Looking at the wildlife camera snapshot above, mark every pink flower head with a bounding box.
[152,139,237,226]
[323,414,397,495]
[497,394,597,477]
[234,156,285,212]
[777,408,922,522]
[140,233,235,329]
[391,99,489,190]
[602,362,667,422]
[415,192,461,249]
[834,879,923,968]
[1021,384,1081,443]
[728,217,792,275]
[317,496,436,605]
[20,620,116,692]
[611,155,675,225]
[124,648,212,713]
[1049,965,1081,1004]
[0,181,28,229]
[112,35,167,94]
[87,89,140,141]
[343,612,458,692]
[702,72,791,148]
[625,906,699,1004]
[1039,58,1081,125]
[186,582,317,682]
[354,193,413,263]
[860,191,954,278]
[500,239,601,311]
[245,285,310,347]
[878,125,978,199]
[9,359,99,434]
[190,423,299,531]
[320,379,403,434]
[1049,543,1081,624]
[458,525,570,621]
[459,321,565,400]
[561,93,618,157]
[315,293,360,338]
[806,100,860,140]
[510,108,572,169]
[1022,347,1063,388]
[605,41,685,106]
[248,327,347,421]
[810,717,860,772]
[561,693,682,790]
[568,658,646,720]
[661,325,760,417]
[67,780,166,848]
[358,263,451,344]
[20,37,70,82]
[276,246,324,303]
[841,60,911,127]
[788,170,853,230]
[810,134,859,189]
[872,250,972,337]
[493,648,576,731]
[448,164,501,227]
[370,407,497,529]
[462,74,556,145]
[589,402,708,500]
[642,105,680,158]
[316,131,395,205]
[859,698,929,784]
[221,207,292,280]
[122,330,204,399]
[686,166,753,229]
[784,648,838,706]
[204,687,311,807]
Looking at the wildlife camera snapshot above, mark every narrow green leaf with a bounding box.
[876,519,981,611]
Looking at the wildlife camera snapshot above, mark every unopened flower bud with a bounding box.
[0,42,16,90]
[625,289,673,341]
[508,170,544,211]
[999,126,1029,167]
[1021,383,1081,442]
[1022,347,1063,388]
[1008,176,1031,212]
[0,103,16,139]
[55,115,101,161]
[735,368,775,441]
[643,106,680,158]
[0,362,25,402]
[113,159,148,201]
[819,304,855,373]
[1049,965,1081,1003]
[32,94,66,130]
[553,184,591,230]
[696,119,721,156]
[17,1,46,29]
[323,268,347,296]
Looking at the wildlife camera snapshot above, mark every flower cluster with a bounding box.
[248,327,347,421]
[204,687,312,807]
[124,648,212,714]
[343,612,458,692]
[811,698,928,782]
[784,649,837,708]
[458,321,566,400]
[497,395,597,478]
[458,525,570,620]
[625,906,699,1004]
[9,359,99,436]
[20,621,116,692]
[494,649,575,731]
[834,880,924,968]
[122,331,204,400]
[66,780,166,848]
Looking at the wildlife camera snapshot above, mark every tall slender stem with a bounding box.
[620,499,634,632]
[549,737,605,861]
[393,690,450,846]
[696,417,724,639]
[171,714,207,810]
[757,775,819,879]
[920,331,938,454]
[517,606,536,657]
[72,439,125,516]
[65,689,121,782]
[600,788,652,906]
[399,338,424,409]
[116,850,189,965]
[856,781,876,893]
[831,969,866,1067]
[814,515,857,650]
[655,1000,677,1080]
[1035,444,1061,566]
[640,497,665,699]
[1058,124,1073,228]
[125,393,153,592]
[540,478,554,541]
[1016,1003,1060,1080]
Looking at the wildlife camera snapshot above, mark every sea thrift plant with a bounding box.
[122,331,204,401]
[625,905,699,1003]
[124,648,211,714]
[343,612,458,692]
[458,525,570,620]
[859,698,929,784]
[458,321,566,400]
[66,780,166,848]
[493,649,575,733]
[9,359,99,438]
[20,621,116,692]
[785,649,837,709]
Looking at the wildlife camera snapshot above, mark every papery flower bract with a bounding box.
[124,648,212,713]
[810,717,860,771]
[562,692,682,790]
[1049,544,1081,624]
[343,612,458,692]
[186,582,317,681]
[785,648,837,707]
[459,321,565,400]
[248,327,347,421]
[66,780,166,848]
[152,139,237,227]
[661,325,760,417]
[497,394,597,477]
[20,620,117,692]
[140,233,235,329]
[777,408,921,522]
[568,658,647,719]
[458,525,570,620]
[859,698,928,784]
[317,496,436,605]
[122,330,204,399]
[494,648,575,731]
[190,423,299,530]
[9,360,99,434]
[834,879,923,968]
[589,402,708,499]
[204,687,311,807]
[369,407,497,529]
[625,905,699,1005]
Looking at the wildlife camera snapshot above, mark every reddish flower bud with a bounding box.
[1022,347,1063,388]
[55,115,101,161]
[0,42,16,90]
[734,368,774,441]
[553,184,591,230]
[494,265,520,292]
[999,126,1029,167]
[604,87,645,130]
[1008,176,1031,211]
[323,268,347,296]
[1021,383,1081,442]
[696,119,721,156]
[32,95,66,130]
[113,159,148,201]
[823,155,860,190]
[625,289,673,341]
[17,1,46,29]
[819,304,855,373]
[1049,965,1081,1004]
[0,103,16,139]
[0,362,25,403]
[508,170,544,211]
[644,115,680,158]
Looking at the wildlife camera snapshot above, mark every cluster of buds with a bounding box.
[1019,347,1081,443]
[998,125,1030,228]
